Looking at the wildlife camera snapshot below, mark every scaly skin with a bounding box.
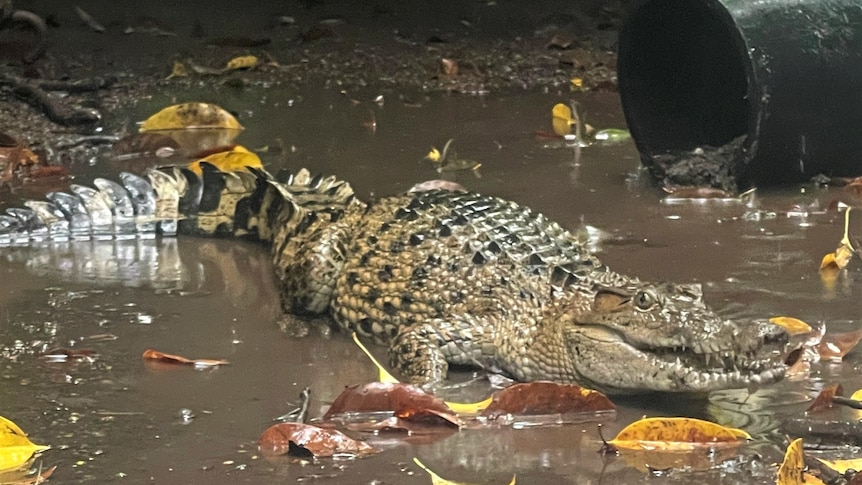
[0,166,788,394]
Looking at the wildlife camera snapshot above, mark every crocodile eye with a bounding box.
[634,290,656,310]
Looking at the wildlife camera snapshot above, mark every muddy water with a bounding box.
[1,90,861,484]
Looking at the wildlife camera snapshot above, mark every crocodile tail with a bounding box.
[0,163,357,246]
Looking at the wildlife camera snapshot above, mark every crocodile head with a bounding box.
[560,273,788,395]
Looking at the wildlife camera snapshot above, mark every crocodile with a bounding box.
[0,164,788,394]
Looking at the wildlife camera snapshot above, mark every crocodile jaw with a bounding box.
[564,324,787,395]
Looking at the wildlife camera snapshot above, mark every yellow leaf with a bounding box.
[140,102,244,131]
[851,389,862,401]
[777,438,826,485]
[413,457,515,485]
[769,317,813,336]
[570,77,583,91]
[224,55,259,71]
[445,396,493,415]
[610,417,750,451]
[187,145,262,175]
[166,61,189,79]
[426,148,442,162]
[352,332,399,384]
[818,457,862,474]
[551,103,574,136]
[0,416,49,472]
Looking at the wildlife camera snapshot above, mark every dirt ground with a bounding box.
[0,0,624,174]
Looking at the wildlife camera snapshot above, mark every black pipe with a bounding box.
[618,0,862,188]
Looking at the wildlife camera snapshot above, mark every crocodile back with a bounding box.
[331,189,603,340]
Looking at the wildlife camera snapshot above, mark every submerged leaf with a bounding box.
[258,422,375,458]
[142,349,229,368]
[818,328,862,361]
[610,417,749,451]
[0,416,49,472]
[140,102,243,131]
[413,457,515,485]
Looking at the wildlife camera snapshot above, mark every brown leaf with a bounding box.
[323,382,460,428]
[819,328,862,361]
[0,465,57,485]
[481,382,615,418]
[142,349,229,368]
[807,384,844,413]
[258,422,375,458]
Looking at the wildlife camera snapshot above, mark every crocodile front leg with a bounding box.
[388,315,497,385]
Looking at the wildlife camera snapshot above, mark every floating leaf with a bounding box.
[413,457,515,485]
[770,317,814,336]
[224,55,259,71]
[551,103,575,136]
[818,327,862,361]
[425,147,442,163]
[142,349,229,368]
[0,416,49,472]
[482,382,614,418]
[0,464,56,484]
[777,438,826,485]
[821,208,856,274]
[258,422,375,458]
[570,77,583,90]
[806,384,843,413]
[593,128,631,144]
[323,382,460,429]
[610,417,749,451]
[187,145,262,175]
[140,102,243,131]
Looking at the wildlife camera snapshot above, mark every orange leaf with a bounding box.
[142,349,229,368]
[258,422,376,458]
[806,384,843,413]
[482,382,615,418]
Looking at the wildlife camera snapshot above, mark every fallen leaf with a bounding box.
[323,382,460,429]
[818,327,862,361]
[140,102,243,131]
[258,422,375,458]
[770,317,814,336]
[806,384,843,413]
[610,417,749,451]
[40,348,98,363]
[481,382,614,418]
[819,457,862,474]
[166,61,189,79]
[413,457,515,485]
[352,332,399,384]
[0,416,49,472]
[551,103,575,136]
[570,77,583,91]
[224,55,259,71]
[187,145,262,175]
[440,58,459,77]
[142,349,229,368]
[0,465,56,485]
[820,208,856,273]
[593,128,631,144]
[776,438,826,485]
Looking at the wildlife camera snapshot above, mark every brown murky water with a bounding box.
[1,89,861,484]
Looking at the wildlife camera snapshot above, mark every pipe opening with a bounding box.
[619,0,752,155]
